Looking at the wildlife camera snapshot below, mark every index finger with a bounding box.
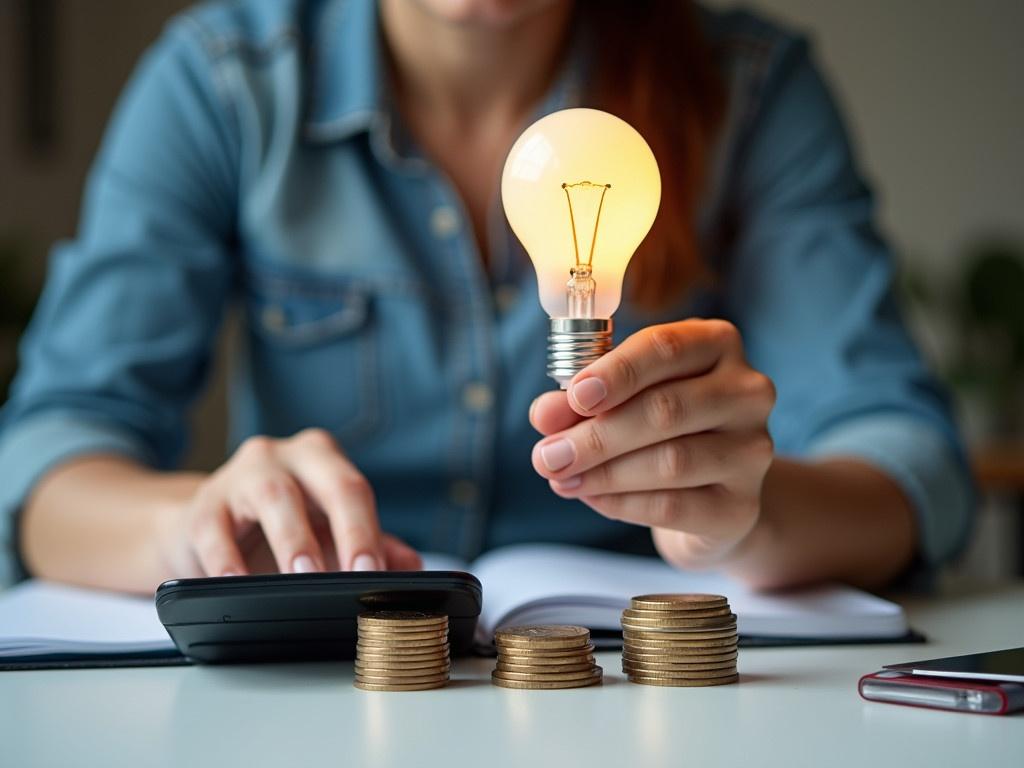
[566,319,743,416]
[283,429,384,571]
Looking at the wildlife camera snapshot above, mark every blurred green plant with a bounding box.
[901,239,1024,440]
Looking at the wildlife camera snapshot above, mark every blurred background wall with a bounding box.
[1,0,1022,582]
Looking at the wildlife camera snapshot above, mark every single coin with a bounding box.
[358,627,449,641]
[355,671,450,685]
[622,666,737,680]
[357,611,448,628]
[622,630,737,643]
[630,594,728,610]
[623,642,737,655]
[495,661,596,674]
[622,660,736,674]
[621,626,737,639]
[356,624,448,636]
[628,673,738,687]
[498,652,596,666]
[622,651,737,664]
[492,667,600,683]
[494,625,591,649]
[621,606,733,620]
[352,651,448,663]
[496,643,596,658]
[355,662,451,677]
[490,670,603,689]
[355,652,452,667]
[622,650,737,664]
[357,636,449,648]
[620,613,736,630]
[354,679,449,692]
[623,633,737,646]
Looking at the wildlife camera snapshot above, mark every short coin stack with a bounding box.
[354,611,451,691]
[621,594,738,686]
[491,625,603,689]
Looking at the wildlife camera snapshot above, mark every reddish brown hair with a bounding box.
[584,1,726,311]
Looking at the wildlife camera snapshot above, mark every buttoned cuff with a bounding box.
[0,412,156,586]
[804,415,975,570]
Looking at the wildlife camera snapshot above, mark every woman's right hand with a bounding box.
[157,428,421,578]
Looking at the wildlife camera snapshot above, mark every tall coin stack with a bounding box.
[620,594,739,686]
[354,611,451,691]
[491,625,603,689]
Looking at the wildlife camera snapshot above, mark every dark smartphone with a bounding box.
[155,571,482,663]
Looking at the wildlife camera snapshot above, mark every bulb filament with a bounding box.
[561,181,611,318]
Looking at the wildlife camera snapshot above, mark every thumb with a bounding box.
[530,390,588,436]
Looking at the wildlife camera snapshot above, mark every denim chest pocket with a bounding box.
[244,267,382,445]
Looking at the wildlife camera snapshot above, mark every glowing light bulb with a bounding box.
[502,108,661,388]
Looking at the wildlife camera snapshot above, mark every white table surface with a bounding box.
[2,584,1022,768]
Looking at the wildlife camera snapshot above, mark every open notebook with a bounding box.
[0,543,915,668]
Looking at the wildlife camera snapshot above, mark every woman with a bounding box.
[0,0,972,593]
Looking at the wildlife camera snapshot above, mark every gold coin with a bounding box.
[357,611,448,628]
[618,638,741,651]
[623,666,737,680]
[623,659,736,674]
[354,679,449,692]
[355,662,451,677]
[355,652,451,666]
[496,662,595,674]
[358,627,449,641]
[496,642,596,657]
[496,658,596,672]
[356,671,450,685]
[620,613,736,630]
[492,667,600,683]
[628,673,738,687]
[490,670,603,689]
[622,650,737,664]
[630,594,728,610]
[621,625,736,638]
[354,651,446,663]
[623,632,737,645]
[494,625,591,649]
[621,606,733,619]
[357,636,449,648]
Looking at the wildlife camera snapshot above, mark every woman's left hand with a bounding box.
[530,319,776,570]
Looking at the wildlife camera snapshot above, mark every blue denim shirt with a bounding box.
[0,0,974,585]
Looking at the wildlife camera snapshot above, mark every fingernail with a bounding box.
[291,554,317,574]
[540,438,576,471]
[528,397,539,423]
[571,377,607,411]
[552,475,583,491]
[353,553,379,572]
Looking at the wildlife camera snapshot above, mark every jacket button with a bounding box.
[462,382,494,413]
[449,479,478,507]
[430,206,460,238]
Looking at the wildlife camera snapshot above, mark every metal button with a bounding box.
[261,305,287,331]
[462,382,494,414]
[430,206,461,238]
[449,479,478,507]
[494,284,520,313]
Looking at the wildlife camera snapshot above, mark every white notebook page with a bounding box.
[470,544,907,639]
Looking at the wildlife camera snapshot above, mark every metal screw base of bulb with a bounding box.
[547,318,613,389]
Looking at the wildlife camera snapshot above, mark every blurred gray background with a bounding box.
[1,0,1022,583]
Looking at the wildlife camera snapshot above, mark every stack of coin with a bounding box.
[621,594,738,686]
[491,625,603,689]
[354,611,451,691]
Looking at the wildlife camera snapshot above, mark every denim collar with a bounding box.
[304,0,383,142]
[303,0,587,148]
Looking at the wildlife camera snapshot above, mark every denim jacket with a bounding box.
[0,0,974,584]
